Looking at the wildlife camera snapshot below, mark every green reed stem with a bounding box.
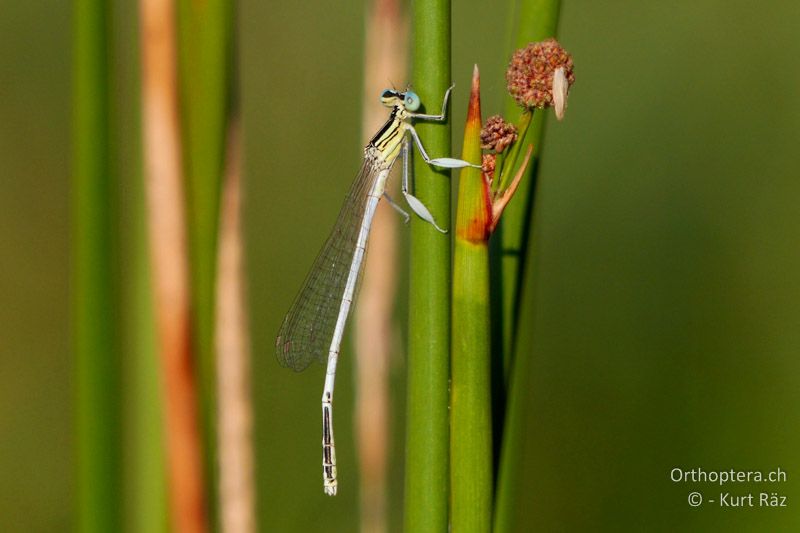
[125,150,168,533]
[450,66,492,533]
[73,0,121,530]
[405,0,452,530]
[177,0,234,521]
[494,1,561,532]
[497,0,561,384]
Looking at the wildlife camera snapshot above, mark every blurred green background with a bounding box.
[2,0,799,530]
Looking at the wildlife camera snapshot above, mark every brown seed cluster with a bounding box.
[480,115,517,153]
[482,153,496,181]
[506,38,575,109]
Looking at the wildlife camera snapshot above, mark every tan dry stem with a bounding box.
[140,0,208,530]
[355,0,407,531]
[215,116,256,533]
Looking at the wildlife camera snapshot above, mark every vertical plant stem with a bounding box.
[113,1,168,527]
[493,1,561,532]
[497,0,561,383]
[177,1,234,513]
[140,0,209,529]
[215,115,256,533]
[74,0,121,530]
[451,66,492,533]
[357,1,408,532]
[123,67,169,533]
[405,0,452,531]
[129,228,169,533]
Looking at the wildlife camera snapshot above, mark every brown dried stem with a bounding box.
[355,0,408,531]
[140,0,208,530]
[215,115,255,533]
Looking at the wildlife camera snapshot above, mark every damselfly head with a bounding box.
[380,89,402,107]
[380,89,421,111]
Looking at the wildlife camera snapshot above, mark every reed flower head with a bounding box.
[480,115,517,153]
[482,153,496,182]
[506,38,575,113]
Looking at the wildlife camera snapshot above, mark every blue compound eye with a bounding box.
[404,91,420,111]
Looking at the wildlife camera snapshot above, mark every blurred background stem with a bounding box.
[117,0,168,527]
[140,0,208,529]
[355,0,408,532]
[74,0,122,530]
[493,1,561,531]
[176,2,235,516]
[215,114,256,533]
[404,0,452,530]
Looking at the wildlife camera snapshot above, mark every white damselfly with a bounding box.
[276,86,477,495]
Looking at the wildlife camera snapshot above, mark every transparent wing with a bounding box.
[275,157,381,371]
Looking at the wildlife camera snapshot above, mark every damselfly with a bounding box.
[276,86,477,495]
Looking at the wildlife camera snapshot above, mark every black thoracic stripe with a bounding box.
[375,121,401,151]
[368,108,400,147]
